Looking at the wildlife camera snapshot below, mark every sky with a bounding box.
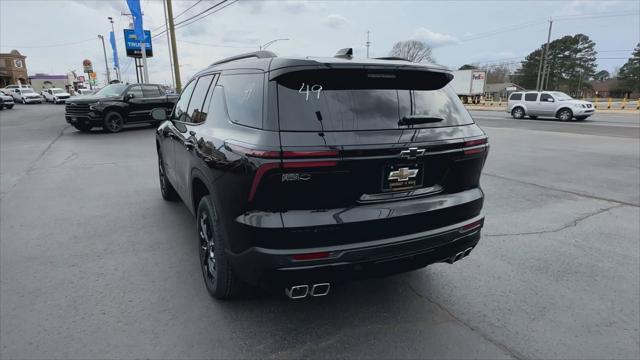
[1,0,638,88]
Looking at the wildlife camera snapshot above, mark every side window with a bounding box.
[216,73,264,128]
[127,85,144,98]
[141,85,162,98]
[524,93,538,102]
[509,93,522,100]
[173,80,196,122]
[540,93,553,102]
[186,74,215,124]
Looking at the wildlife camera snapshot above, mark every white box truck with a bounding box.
[450,69,486,104]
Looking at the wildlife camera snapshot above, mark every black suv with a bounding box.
[65,83,177,132]
[153,50,488,299]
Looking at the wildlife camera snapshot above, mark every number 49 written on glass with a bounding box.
[299,83,323,101]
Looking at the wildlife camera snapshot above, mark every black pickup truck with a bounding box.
[65,83,178,133]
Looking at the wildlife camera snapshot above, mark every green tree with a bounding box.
[617,43,640,93]
[513,34,597,93]
[593,70,610,81]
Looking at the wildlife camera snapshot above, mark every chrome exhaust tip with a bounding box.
[285,285,309,299]
[310,283,331,297]
[463,247,474,257]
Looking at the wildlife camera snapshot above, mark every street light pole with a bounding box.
[98,35,111,84]
[260,38,289,50]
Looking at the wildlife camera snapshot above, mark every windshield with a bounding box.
[21,89,34,94]
[95,84,126,97]
[52,89,64,94]
[276,69,471,131]
[552,92,573,101]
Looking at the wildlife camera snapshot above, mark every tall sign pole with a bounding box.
[166,0,182,92]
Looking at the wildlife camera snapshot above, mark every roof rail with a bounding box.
[375,56,410,62]
[210,50,277,67]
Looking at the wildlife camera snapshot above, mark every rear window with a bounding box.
[509,93,522,100]
[276,69,471,131]
[524,93,538,101]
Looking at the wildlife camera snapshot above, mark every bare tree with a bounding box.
[389,40,434,63]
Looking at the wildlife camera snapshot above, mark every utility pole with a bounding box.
[166,0,182,92]
[98,35,111,83]
[540,19,553,91]
[162,0,175,88]
[108,17,120,81]
[366,30,370,59]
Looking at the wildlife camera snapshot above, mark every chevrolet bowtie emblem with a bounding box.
[388,167,418,182]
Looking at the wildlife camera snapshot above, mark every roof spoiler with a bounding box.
[210,50,277,67]
[334,48,353,59]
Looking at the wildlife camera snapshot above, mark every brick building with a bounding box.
[0,50,28,87]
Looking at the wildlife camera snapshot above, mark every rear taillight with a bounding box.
[463,137,488,155]
[228,143,340,202]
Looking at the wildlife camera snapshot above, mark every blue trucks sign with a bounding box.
[123,29,153,58]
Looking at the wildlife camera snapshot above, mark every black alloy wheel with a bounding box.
[103,111,124,133]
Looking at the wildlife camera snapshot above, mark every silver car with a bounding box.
[507,91,595,121]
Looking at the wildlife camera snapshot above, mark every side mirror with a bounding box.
[126,93,135,100]
[151,108,168,121]
[546,98,554,102]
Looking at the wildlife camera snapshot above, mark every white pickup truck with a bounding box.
[42,88,71,104]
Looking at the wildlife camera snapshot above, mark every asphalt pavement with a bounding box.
[1,104,638,359]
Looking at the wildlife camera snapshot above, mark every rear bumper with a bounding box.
[229,215,484,288]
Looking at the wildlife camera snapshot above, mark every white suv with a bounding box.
[507,91,595,121]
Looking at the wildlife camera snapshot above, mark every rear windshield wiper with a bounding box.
[398,115,444,126]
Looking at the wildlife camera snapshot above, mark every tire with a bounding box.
[197,194,248,299]
[529,115,538,119]
[103,111,125,133]
[158,151,178,201]
[22,98,26,104]
[511,107,525,119]
[557,108,573,121]
[73,123,93,132]
[6,105,13,109]
[575,116,588,121]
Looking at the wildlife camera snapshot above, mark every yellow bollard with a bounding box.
[621,96,627,110]
[607,98,612,109]
[595,96,599,109]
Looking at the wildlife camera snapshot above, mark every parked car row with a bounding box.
[0,86,96,106]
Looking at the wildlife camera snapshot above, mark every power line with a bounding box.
[153,0,229,39]
[174,0,203,20]
[153,0,237,40]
